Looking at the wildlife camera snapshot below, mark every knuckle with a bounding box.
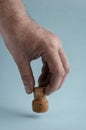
[58,69,65,77]
[44,32,62,50]
[49,36,62,50]
[49,40,56,49]
[52,35,62,45]
[49,35,58,48]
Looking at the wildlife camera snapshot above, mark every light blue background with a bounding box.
[0,0,86,130]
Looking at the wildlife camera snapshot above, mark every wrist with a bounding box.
[0,0,27,33]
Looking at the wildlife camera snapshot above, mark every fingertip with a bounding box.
[45,83,61,95]
[24,86,34,94]
[45,85,52,95]
[45,91,51,95]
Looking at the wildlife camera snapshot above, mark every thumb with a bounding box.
[17,58,35,94]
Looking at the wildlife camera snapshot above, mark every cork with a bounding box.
[32,87,48,113]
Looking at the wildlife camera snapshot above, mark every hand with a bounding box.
[1,16,70,95]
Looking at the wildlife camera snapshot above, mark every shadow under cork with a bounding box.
[0,106,41,120]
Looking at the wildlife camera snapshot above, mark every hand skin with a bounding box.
[0,0,70,95]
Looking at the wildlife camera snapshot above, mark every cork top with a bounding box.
[33,87,46,99]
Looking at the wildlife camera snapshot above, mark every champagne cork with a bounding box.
[32,87,48,113]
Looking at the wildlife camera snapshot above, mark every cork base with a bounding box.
[32,98,48,113]
[32,87,48,113]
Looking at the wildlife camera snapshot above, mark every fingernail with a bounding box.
[25,86,33,94]
[45,88,51,95]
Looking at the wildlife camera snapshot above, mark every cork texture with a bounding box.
[32,87,48,113]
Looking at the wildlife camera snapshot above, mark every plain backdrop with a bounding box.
[0,0,86,130]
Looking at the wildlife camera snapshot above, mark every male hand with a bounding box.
[0,1,70,95]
